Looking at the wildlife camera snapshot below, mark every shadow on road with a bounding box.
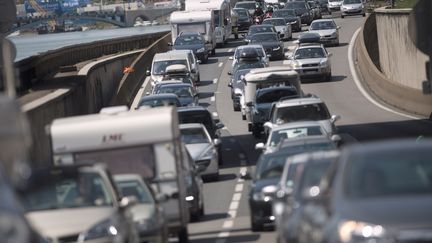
[204,173,238,183]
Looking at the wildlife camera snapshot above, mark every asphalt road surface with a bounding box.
[144,14,432,243]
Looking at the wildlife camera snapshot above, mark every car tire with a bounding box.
[251,218,262,232]
[326,73,332,82]
[235,33,239,39]
[178,227,189,243]
[211,48,216,55]
[341,14,345,18]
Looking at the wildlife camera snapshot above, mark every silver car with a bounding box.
[340,0,366,18]
[327,0,343,12]
[308,19,340,46]
[262,18,292,41]
[180,123,221,181]
[287,43,333,81]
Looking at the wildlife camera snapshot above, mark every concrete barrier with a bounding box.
[375,8,429,90]
[21,33,171,165]
[354,13,432,118]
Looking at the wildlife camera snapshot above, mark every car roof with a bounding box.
[263,17,286,21]
[297,43,325,48]
[270,121,325,132]
[236,44,264,50]
[157,82,191,88]
[275,97,324,107]
[244,66,298,83]
[251,32,278,36]
[154,51,188,61]
[179,123,206,129]
[250,24,274,29]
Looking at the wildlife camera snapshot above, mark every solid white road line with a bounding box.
[229,201,239,210]
[232,192,242,202]
[228,210,237,218]
[348,28,421,120]
[218,62,224,67]
[218,232,230,238]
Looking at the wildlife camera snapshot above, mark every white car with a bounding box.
[262,17,292,41]
[179,123,221,181]
[340,0,366,18]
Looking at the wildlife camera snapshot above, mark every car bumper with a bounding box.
[341,8,365,15]
[328,5,341,11]
[320,36,339,45]
[294,67,331,78]
[249,199,275,225]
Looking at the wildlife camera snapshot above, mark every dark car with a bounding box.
[153,82,198,107]
[297,32,321,44]
[245,135,337,231]
[172,33,208,63]
[233,8,252,31]
[296,139,432,243]
[272,9,302,32]
[285,1,313,25]
[137,94,181,109]
[307,1,322,19]
[229,68,251,111]
[275,150,340,243]
[244,24,277,43]
[316,0,329,14]
[248,32,285,60]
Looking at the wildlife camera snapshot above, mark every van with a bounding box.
[49,106,191,242]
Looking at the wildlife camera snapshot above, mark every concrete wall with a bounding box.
[375,8,429,90]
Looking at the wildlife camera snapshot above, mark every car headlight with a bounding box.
[197,47,205,53]
[78,219,117,241]
[291,61,301,68]
[320,59,328,67]
[273,46,281,51]
[338,220,386,243]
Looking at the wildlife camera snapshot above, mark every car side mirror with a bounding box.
[146,70,150,76]
[227,71,232,75]
[255,142,265,150]
[168,42,173,46]
[239,171,252,180]
[285,53,292,60]
[331,114,341,123]
[191,69,197,74]
[155,193,169,203]
[205,41,210,44]
[229,56,233,60]
[276,188,294,200]
[145,91,151,96]
[331,134,342,143]
[170,191,180,199]
[328,52,333,57]
[213,138,221,146]
[197,59,201,64]
[337,26,341,30]
[216,123,225,130]
[119,196,138,209]
[195,164,206,173]
[228,83,233,88]
[266,54,272,58]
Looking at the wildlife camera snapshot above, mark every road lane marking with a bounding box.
[232,192,242,202]
[239,167,247,175]
[222,220,234,229]
[213,78,218,84]
[218,62,223,67]
[348,28,421,120]
[229,201,239,210]
[210,96,215,102]
[228,210,237,218]
[212,112,218,117]
[228,48,233,52]
[235,183,243,192]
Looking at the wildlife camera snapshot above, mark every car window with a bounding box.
[249,26,275,35]
[275,103,331,123]
[286,2,307,9]
[343,0,362,3]
[178,111,216,137]
[250,33,278,42]
[138,97,180,108]
[263,19,286,26]
[234,8,249,17]
[180,127,210,144]
[115,179,154,204]
[269,126,324,147]
[157,85,193,98]
[174,35,204,45]
[310,21,336,30]
[294,48,326,59]
[153,60,189,75]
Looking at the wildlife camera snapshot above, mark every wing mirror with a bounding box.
[246,101,253,107]
[264,121,273,129]
[337,26,341,30]
[255,142,265,150]
[195,164,206,173]
[331,114,341,123]
[170,191,180,199]
[331,134,341,142]
[168,42,173,46]
[227,71,232,75]
[213,138,221,146]
[216,123,225,130]
[119,196,138,209]
[328,52,333,57]
[191,69,197,74]
[197,59,201,64]
[239,171,252,180]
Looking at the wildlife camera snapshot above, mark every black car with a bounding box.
[233,8,252,31]
[285,1,314,25]
[272,9,302,32]
[153,82,198,107]
[296,139,432,243]
[248,32,285,60]
[244,24,277,43]
[316,0,329,14]
[137,94,181,109]
[172,32,209,63]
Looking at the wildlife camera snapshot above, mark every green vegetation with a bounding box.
[393,0,418,8]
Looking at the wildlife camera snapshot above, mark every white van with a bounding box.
[170,10,217,55]
[148,50,200,86]
[49,106,190,242]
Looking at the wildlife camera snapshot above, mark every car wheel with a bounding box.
[326,73,332,82]
[178,227,189,243]
[235,33,239,39]
[251,218,263,232]
[211,48,216,55]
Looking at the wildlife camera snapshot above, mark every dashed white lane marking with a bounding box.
[239,167,247,175]
[232,192,242,202]
[229,201,239,210]
[218,62,223,67]
[235,183,244,192]
[228,48,233,52]
[212,112,218,117]
[210,96,215,102]
[228,210,237,218]
[222,220,234,229]
[213,78,218,84]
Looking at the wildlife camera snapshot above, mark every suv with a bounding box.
[265,97,340,137]
[285,1,314,25]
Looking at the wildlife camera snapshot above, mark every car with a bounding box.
[162,64,199,88]
[327,0,343,12]
[297,32,321,44]
[308,19,340,46]
[316,0,330,14]
[248,32,285,60]
[255,121,341,153]
[296,139,432,243]
[340,0,366,18]
[244,135,337,231]
[284,1,314,25]
[275,150,340,243]
[247,86,300,138]
[243,24,277,43]
[286,43,333,81]
[233,8,252,32]
[262,17,292,40]
[113,174,168,243]
[272,9,302,32]
[266,96,340,137]
[307,1,322,19]
[228,69,251,111]
[20,165,139,243]
[153,81,199,107]
[172,32,209,63]
[180,123,221,180]
[137,94,181,109]
[230,44,269,68]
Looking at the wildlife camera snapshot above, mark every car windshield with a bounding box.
[297,160,332,197]
[344,0,361,3]
[235,61,265,71]
[115,179,154,204]
[274,10,296,17]
[345,151,432,199]
[329,0,340,2]
[256,88,298,104]
[275,103,331,123]
[250,34,278,42]
[174,35,204,45]
[138,97,180,108]
[286,2,306,9]
[234,69,251,81]
[249,26,274,35]
[235,47,265,58]
[178,111,215,137]
[235,2,256,10]
[21,171,113,212]
[256,153,287,180]
[269,125,324,147]
[263,19,286,26]
[295,48,326,59]
[157,85,193,98]
[280,141,336,155]
[234,8,249,17]
[153,60,188,75]
[310,21,336,30]
[180,127,210,144]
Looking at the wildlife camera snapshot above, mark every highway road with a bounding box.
[148,14,432,243]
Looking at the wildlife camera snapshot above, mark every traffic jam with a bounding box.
[2,0,432,243]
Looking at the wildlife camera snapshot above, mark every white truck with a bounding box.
[170,10,217,55]
[49,106,191,242]
[185,0,232,45]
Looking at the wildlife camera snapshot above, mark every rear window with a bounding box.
[178,111,215,137]
[275,102,331,123]
[256,88,298,104]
